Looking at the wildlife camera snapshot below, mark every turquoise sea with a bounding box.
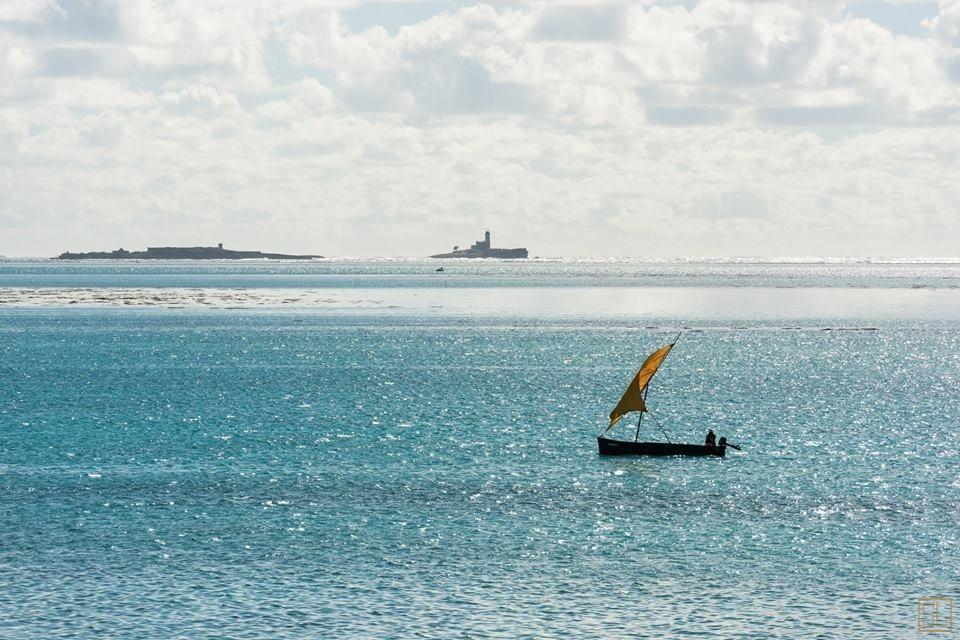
[1,259,958,638]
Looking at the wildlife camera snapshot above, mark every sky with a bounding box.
[1,0,959,258]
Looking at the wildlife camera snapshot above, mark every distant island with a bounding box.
[56,243,322,260]
[431,231,527,259]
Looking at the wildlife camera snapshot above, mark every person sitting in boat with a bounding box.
[704,429,716,447]
[718,436,727,449]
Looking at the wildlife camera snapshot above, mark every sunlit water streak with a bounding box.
[3,257,960,289]
[0,262,957,638]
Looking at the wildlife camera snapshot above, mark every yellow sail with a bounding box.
[608,342,675,427]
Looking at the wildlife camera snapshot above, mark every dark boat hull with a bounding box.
[597,436,725,457]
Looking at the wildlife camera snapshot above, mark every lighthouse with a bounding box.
[429,229,528,258]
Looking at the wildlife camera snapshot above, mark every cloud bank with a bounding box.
[2,0,960,257]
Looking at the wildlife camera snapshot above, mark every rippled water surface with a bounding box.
[4,257,960,288]
[1,261,958,638]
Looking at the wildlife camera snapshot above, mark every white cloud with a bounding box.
[1,0,960,256]
[0,39,38,80]
[161,84,240,116]
[0,0,60,22]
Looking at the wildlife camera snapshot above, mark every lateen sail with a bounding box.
[608,342,675,427]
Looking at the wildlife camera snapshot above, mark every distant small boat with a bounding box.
[597,336,736,457]
[436,267,445,272]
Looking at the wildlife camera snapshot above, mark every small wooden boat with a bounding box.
[597,437,725,457]
[597,335,735,457]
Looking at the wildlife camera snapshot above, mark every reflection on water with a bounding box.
[3,285,960,320]
[2,257,960,289]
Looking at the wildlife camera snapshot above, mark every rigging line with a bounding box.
[601,420,618,436]
[647,411,672,444]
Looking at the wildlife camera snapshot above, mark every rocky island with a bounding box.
[57,243,321,260]
[431,231,527,259]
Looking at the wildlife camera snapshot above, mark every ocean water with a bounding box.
[3,257,960,289]
[1,260,958,638]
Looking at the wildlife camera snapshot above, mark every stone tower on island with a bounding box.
[430,230,527,259]
[472,231,491,251]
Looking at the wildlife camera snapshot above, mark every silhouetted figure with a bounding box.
[718,436,727,449]
[705,429,716,447]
